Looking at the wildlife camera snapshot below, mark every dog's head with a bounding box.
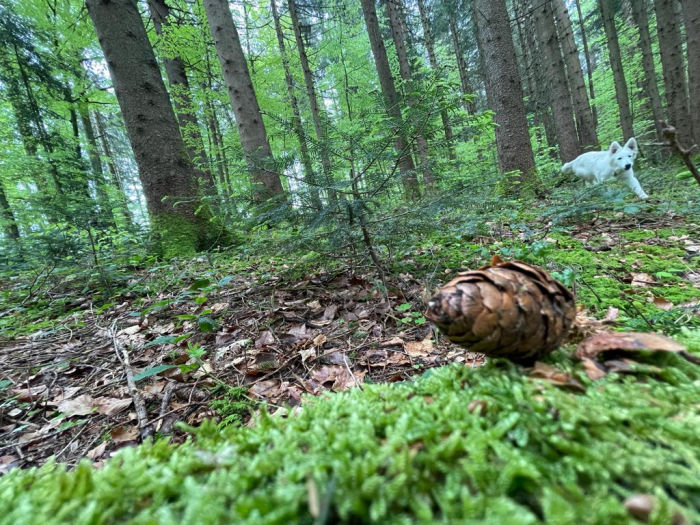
[609,138,638,172]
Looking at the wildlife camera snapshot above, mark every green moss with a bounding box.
[151,213,202,258]
[2,338,699,524]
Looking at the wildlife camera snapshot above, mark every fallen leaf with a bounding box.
[12,385,48,402]
[529,362,585,392]
[111,426,139,443]
[47,386,83,406]
[405,337,433,357]
[575,331,687,360]
[631,273,655,287]
[286,324,309,340]
[320,304,338,321]
[651,297,674,311]
[254,331,275,348]
[87,441,107,460]
[0,454,19,474]
[57,394,97,416]
[380,336,404,347]
[603,306,620,324]
[312,334,327,347]
[94,397,132,416]
[299,348,316,363]
[120,325,142,336]
[581,358,607,380]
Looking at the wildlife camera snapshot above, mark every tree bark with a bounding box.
[533,0,580,161]
[574,0,597,126]
[472,0,535,181]
[385,0,433,184]
[417,0,455,159]
[598,0,634,140]
[552,0,598,149]
[203,0,284,202]
[359,0,419,200]
[270,0,321,210]
[449,15,476,115]
[0,182,20,241]
[146,0,217,196]
[629,0,665,141]
[86,0,206,254]
[680,0,700,144]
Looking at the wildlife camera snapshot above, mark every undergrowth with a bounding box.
[1,330,699,524]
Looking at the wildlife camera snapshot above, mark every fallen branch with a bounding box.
[109,321,153,440]
[658,121,700,186]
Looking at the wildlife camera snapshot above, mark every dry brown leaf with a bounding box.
[0,454,19,475]
[111,426,139,443]
[575,331,687,360]
[119,325,142,336]
[405,337,433,357]
[86,441,107,460]
[94,397,132,416]
[603,306,620,324]
[529,362,586,392]
[57,394,97,416]
[12,385,48,402]
[651,297,674,311]
[631,272,655,287]
[254,330,275,348]
[312,334,327,347]
[581,358,607,380]
[286,324,309,340]
[380,336,405,347]
[320,304,338,321]
[47,386,83,406]
[299,348,316,363]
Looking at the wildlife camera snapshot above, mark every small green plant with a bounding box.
[209,386,255,428]
[395,302,427,325]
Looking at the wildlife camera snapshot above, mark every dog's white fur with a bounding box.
[561,137,648,199]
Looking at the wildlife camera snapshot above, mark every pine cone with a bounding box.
[425,257,576,363]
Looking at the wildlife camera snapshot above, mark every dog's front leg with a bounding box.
[623,169,648,199]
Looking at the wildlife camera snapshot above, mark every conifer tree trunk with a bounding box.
[203,0,284,202]
[654,0,693,145]
[385,0,432,184]
[86,0,206,255]
[270,0,321,210]
[472,0,535,181]
[552,0,598,149]
[574,0,597,126]
[417,0,455,159]
[533,0,580,161]
[287,0,337,204]
[0,183,20,241]
[449,16,477,115]
[680,0,700,144]
[598,0,634,140]
[630,0,665,141]
[147,0,217,196]
[360,0,419,200]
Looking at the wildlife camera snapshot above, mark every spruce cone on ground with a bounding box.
[425,257,576,363]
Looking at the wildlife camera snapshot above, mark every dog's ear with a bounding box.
[609,141,621,154]
[625,137,637,151]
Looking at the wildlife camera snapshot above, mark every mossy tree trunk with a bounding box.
[86,0,207,257]
[449,15,477,115]
[680,0,700,145]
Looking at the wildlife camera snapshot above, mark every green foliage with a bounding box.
[2,339,699,523]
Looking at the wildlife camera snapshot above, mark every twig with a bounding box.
[109,321,153,440]
[658,121,700,186]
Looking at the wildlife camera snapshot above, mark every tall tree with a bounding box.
[573,0,597,126]
[86,0,207,255]
[146,0,217,196]
[533,0,580,161]
[471,0,535,181]
[417,0,455,159]
[270,0,321,210]
[287,0,336,204]
[552,0,598,149]
[449,15,477,115]
[203,0,284,203]
[680,0,700,144]
[0,183,20,242]
[359,0,419,199]
[598,0,634,140]
[630,0,665,141]
[654,0,692,145]
[385,0,432,183]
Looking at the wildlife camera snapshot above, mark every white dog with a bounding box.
[561,138,648,199]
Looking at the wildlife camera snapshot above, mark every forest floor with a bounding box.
[1,175,699,478]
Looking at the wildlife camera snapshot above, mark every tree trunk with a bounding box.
[449,16,477,115]
[630,0,665,141]
[552,0,598,149]
[574,0,597,127]
[0,182,20,242]
[146,0,217,196]
[385,0,433,184]
[287,0,337,204]
[598,0,634,140]
[86,0,206,255]
[270,0,321,210]
[417,0,454,159]
[359,0,419,200]
[93,112,135,229]
[472,0,535,182]
[680,0,700,144]
[203,0,284,202]
[533,0,580,161]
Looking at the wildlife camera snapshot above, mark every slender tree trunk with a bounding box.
[0,182,20,241]
[533,0,580,161]
[287,0,337,204]
[472,0,535,182]
[78,103,117,227]
[93,112,135,229]
[552,0,598,149]
[417,0,455,159]
[86,0,206,255]
[598,0,635,140]
[630,0,666,141]
[203,0,284,203]
[385,0,433,184]
[270,0,321,210]
[449,16,476,115]
[574,0,597,126]
[146,0,217,196]
[680,0,700,144]
[359,0,419,200]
